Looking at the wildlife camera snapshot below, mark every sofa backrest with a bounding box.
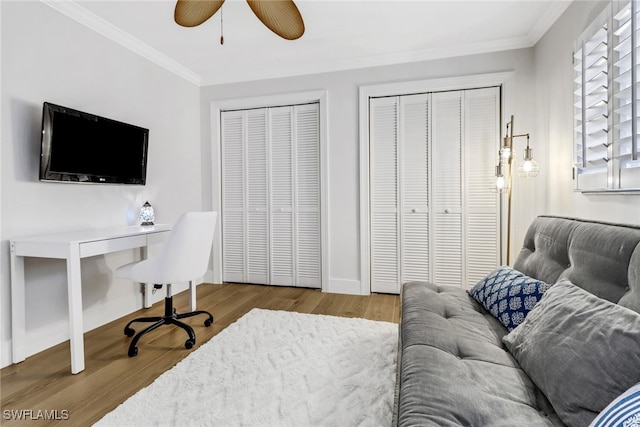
[513,215,640,314]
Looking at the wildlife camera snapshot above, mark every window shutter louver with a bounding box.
[614,1,640,187]
[575,16,609,190]
[574,0,640,191]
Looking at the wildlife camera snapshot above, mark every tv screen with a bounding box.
[39,102,149,185]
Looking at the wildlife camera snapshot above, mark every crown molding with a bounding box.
[40,0,202,86]
[526,0,572,45]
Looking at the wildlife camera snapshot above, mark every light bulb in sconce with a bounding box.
[495,164,509,193]
[500,137,513,160]
[140,201,155,226]
[517,145,540,178]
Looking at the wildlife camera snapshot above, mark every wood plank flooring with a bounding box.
[1,283,400,426]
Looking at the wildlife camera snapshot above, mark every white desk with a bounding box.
[10,225,171,374]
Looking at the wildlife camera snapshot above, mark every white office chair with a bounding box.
[116,211,217,357]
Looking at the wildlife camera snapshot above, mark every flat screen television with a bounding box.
[39,102,149,185]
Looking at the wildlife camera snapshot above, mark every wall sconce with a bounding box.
[140,201,155,226]
[495,115,539,264]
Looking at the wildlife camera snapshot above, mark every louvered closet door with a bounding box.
[370,94,429,293]
[246,109,269,284]
[268,104,322,288]
[295,104,322,288]
[270,107,295,286]
[369,87,499,294]
[370,97,400,293]
[400,94,430,283]
[464,87,500,286]
[431,91,463,287]
[221,109,269,284]
[221,111,245,283]
[221,103,321,288]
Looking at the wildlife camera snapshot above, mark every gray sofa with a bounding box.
[393,215,640,426]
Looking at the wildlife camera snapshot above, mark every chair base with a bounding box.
[124,295,213,357]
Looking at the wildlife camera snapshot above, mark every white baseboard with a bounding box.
[324,278,368,295]
[1,340,12,369]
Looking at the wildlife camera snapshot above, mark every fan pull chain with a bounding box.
[220,6,224,45]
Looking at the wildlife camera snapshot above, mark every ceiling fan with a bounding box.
[174,0,305,41]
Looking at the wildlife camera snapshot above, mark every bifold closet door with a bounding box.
[431,91,463,287]
[370,94,430,294]
[221,103,321,289]
[369,87,499,294]
[463,87,500,287]
[221,109,269,284]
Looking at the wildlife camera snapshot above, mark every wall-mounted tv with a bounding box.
[39,102,149,185]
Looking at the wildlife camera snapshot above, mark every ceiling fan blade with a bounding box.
[246,0,305,40]
[175,0,225,27]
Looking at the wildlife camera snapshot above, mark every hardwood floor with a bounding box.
[1,283,400,426]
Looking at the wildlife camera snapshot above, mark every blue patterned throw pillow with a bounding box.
[467,266,551,331]
[589,383,640,427]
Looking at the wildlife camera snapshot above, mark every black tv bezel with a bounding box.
[39,102,149,185]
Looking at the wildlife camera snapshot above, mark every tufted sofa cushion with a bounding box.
[397,281,563,427]
[514,216,640,311]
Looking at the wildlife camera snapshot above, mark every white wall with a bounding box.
[200,48,541,294]
[1,2,202,367]
[535,0,640,224]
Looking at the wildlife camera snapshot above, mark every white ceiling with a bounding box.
[44,0,573,86]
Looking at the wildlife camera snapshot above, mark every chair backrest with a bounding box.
[135,211,217,284]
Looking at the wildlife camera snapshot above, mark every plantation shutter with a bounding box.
[431,91,463,287]
[221,103,321,288]
[613,1,640,188]
[574,12,609,190]
[574,0,640,191]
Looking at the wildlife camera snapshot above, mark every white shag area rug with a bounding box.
[95,308,398,427]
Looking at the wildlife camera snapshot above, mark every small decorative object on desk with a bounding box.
[140,201,155,226]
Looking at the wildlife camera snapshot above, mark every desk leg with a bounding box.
[10,244,26,364]
[67,244,85,374]
[140,245,152,309]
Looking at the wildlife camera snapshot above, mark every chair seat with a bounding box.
[116,211,218,357]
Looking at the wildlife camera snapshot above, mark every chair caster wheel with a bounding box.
[204,318,213,327]
[128,346,138,357]
[185,339,195,349]
[124,327,135,337]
